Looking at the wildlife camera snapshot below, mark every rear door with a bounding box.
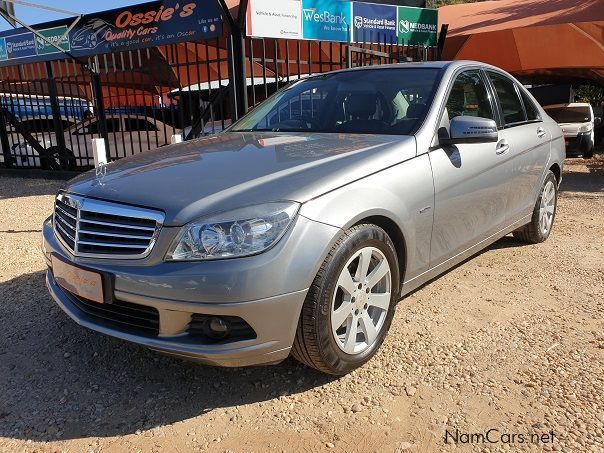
[485,71,550,224]
[429,68,511,266]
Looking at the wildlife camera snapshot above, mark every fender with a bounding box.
[300,154,435,283]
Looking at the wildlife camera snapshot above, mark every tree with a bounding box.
[574,85,604,106]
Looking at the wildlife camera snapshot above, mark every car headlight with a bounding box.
[578,124,592,134]
[165,202,300,261]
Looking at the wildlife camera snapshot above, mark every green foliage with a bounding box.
[574,85,604,106]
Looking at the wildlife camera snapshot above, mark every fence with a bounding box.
[0,24,438,172]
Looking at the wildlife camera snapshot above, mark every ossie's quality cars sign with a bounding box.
[0,0,222,66]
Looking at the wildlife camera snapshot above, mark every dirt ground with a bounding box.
[0,156,603,453]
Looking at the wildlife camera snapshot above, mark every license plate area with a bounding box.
[51,255,112,304]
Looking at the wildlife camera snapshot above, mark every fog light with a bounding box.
[207,317,230,339]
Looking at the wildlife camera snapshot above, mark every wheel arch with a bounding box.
[549,162,561,185]
[354,215,407,287]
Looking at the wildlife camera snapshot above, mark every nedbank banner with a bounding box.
[247,0,438,45]
[0,0,222,67]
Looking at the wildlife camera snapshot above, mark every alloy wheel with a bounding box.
[539,180,556,235]
[331,247,392,355]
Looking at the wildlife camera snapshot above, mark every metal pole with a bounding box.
[45,61,67,155]
[0,110,12,167]
[437,24,449,61]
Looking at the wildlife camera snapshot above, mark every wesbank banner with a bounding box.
[301,0,351,43]
[247,1,438,46]
[0,0,222,67]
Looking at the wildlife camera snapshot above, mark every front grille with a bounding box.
[54,192,164,259]
[66,292,160,336]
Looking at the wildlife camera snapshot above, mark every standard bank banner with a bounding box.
[247,0,438,46]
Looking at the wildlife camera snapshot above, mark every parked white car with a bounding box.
[543,103,597,158]
[12,114,178,168]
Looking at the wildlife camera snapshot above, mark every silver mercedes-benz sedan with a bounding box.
[42,61,565,375]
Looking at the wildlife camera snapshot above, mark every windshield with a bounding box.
[544,106,591,123]
[230,68,441,135]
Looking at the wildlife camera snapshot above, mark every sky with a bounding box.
[0,0,149,31]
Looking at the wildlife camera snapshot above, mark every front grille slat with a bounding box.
[53,193,164,259]
[67,293,160,335]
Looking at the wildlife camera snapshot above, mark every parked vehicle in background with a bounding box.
[12,114,178,168]
[42,61,565,375]
[544,103,597,158]
[0,94,92,166]
[593,105,603,146]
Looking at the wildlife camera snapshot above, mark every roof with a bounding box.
[439,0,604,37]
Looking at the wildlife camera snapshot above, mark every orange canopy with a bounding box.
[439,0,604,84]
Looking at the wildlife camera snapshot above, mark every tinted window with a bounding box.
[445,70,494,121]
[123,118,159,132]
[230,68,441,135]
[487,72,526,125]
[520,90,540,121]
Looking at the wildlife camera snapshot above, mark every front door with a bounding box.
[429,69,511,266]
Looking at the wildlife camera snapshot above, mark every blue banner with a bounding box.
[0,1,222,67]
[352,2,397,44]
[301,0,351,43]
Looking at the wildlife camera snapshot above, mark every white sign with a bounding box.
[246,0,302,40]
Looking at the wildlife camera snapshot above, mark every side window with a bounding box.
[487,72,527,125]
[520,89,541,122]
[123,118,159,132]
[445,70,495,121]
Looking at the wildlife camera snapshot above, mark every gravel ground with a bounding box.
[0,156,603,452]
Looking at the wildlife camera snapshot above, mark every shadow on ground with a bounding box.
[560,155,604,195]
[0,270,335,442]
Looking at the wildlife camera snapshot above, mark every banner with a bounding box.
[397,6,438,46]
[0,0,222,67]
[352,2,396,43]
[301,0,351,43]
[246,0,302,40]
[246,1,438,46]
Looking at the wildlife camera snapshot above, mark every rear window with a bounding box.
[544,106,591,123]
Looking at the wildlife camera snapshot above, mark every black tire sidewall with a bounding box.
[314,225,400,374]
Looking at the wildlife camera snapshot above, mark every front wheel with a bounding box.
[291,224,400,375]
[513,171,558,244]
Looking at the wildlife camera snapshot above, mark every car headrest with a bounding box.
[344,92,377,119]
[406,103,426,119]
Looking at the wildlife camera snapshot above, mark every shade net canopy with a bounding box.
[439,0,604,85]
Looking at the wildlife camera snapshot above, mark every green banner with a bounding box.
[397,6,438,46]
[36,26,71,55]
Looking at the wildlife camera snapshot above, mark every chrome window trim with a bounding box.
[54,192,164,260]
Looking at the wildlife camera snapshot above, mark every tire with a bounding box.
[291,223,400,375]
[583,143,594,159]
[513,171,558,244]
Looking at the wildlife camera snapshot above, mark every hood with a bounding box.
[64,132,416,226]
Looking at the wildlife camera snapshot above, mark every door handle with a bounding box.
[495,140,510,155]
[537,127,546,138]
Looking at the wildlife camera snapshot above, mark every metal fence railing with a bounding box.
[0,30,437,172]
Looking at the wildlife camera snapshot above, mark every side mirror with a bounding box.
[595,117,602,126]
[439,116,498,145]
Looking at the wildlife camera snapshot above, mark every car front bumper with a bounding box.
[42,213,340,367]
